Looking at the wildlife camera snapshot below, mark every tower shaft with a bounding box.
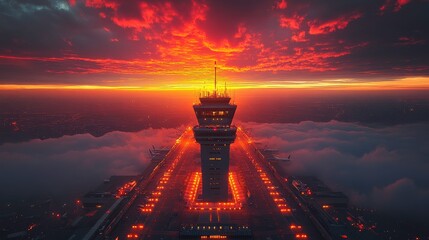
[193,96,237,202]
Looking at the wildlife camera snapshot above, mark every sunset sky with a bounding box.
[0,0,428,90]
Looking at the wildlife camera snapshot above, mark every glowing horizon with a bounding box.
[1,76,428,91]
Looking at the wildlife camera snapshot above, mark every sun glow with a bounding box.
[0,76,428,91]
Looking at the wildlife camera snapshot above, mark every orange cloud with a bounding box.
[111,2,177,31]
[309,13,362,35]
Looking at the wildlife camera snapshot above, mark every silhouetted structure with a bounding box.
[193,62,237,202]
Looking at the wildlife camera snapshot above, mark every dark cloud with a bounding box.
[245,121,429,219]
[0,0,428,85]
[0,127,180,201]
[0,0,79,55]
[198,0,273,43]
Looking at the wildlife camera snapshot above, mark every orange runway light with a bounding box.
[295,234,308,238]
[187,172,243,211]
[290,224,302,230]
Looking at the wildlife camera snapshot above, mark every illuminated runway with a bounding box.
[107,127,322,239]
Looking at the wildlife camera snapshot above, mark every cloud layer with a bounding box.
[245,121,429,219]
[0,0,428,86]
[0,127,180,201]
[1,119,428,221]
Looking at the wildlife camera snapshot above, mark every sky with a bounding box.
[0,0,428,90]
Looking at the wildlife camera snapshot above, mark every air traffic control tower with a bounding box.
[193,62,237,202]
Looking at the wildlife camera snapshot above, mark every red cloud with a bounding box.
[394,0,411,11]
[308,13,362,35]
[252,42,352,73]
[84,0,178,41]
[110,2,177,32]
[279,15,303,30]
[85,0,118,9]
[83,0,210,44]
[291,31,308,42]
[396,36,426,45]
[379,0,411,13]
[276,0,287,10]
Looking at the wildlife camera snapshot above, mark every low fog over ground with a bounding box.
[245,121,429,220]
[0,127,181,202]
[1,118,428,224]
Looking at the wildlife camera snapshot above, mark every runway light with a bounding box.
[27,223,37,231]
[296,234,308,238]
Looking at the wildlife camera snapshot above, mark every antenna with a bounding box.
[214,61,217,96]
